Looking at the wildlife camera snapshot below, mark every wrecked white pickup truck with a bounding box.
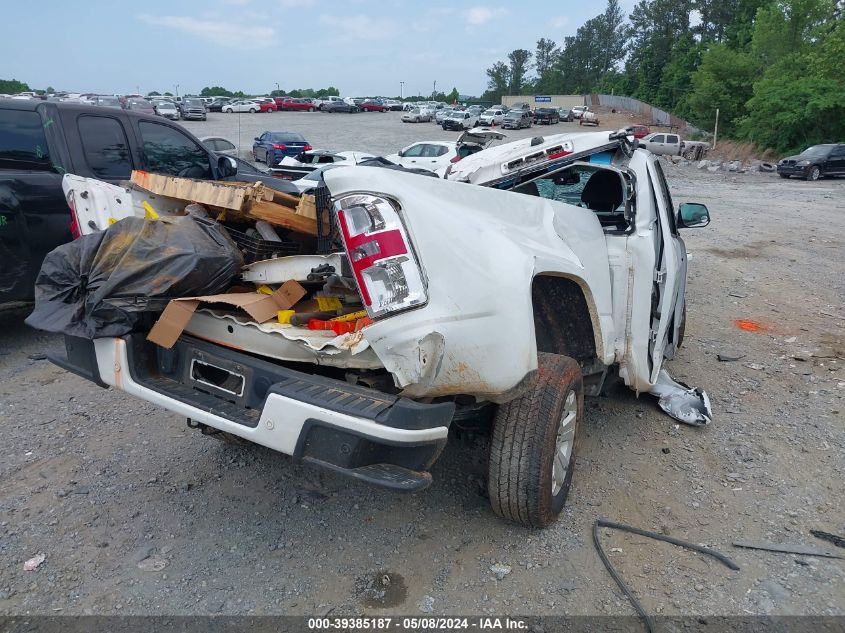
[49,131,711,527]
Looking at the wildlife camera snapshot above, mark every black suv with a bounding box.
[0,99,296,303]
[777,144,845,181]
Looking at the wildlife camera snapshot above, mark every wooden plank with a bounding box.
[269,190,301,208]
[248,200,318,236]
[295,194,317,220]
[130,171,266,211]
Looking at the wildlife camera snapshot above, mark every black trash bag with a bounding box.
[26,215,243,339]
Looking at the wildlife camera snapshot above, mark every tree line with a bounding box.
[483,0,844,153]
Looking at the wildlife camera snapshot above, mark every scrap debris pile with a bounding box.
[27,172,372,355]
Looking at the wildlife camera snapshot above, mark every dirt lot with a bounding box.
[0,113,843,619]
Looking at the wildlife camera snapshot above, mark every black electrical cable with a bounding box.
[592,518,741,633]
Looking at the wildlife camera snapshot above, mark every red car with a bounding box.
[273,96,294,109]
[359,100,387,112]
[626,124,651,139]
[285,98,318,112]
[253,99,277,113]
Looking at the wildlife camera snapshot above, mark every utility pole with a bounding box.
[174,84,180,97]
[713,108,719,149]
[275,82,280,95]
[400,81,404,99]
[432,80,437,97]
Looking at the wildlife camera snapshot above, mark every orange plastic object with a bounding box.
[734,319,770,333]
[308,317,373,335]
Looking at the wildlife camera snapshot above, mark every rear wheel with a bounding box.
[488,353,583,528]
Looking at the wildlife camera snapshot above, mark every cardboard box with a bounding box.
[147,280,307,349]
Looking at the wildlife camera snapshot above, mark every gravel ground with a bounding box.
[1,115,843,618]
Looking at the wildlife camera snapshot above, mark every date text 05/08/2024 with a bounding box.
[307,617,529,630]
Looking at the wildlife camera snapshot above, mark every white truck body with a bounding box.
[55,130,712,524]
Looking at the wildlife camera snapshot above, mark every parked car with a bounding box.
[402,102,417,111]
[638,132,683,155]
[533,107,560,125]
[270,149,376,180]
[152,100,179,120]
[442,110,479,131]
[478,108,505,126]
[179,98,207,121]
[383,99,404,111]
[360,100,387,112]
[126,98,155,116]
[571,105,587,119]
[316,96,346,111]
[282,98,317,112]
[201,136,238,157]
[252,131,312,163]
[501,110,532,129]
[579,109,600,126]
[625,124,651,139]
[777,144,845,181]
[207,97,233,112]
[252,99,277,113]
[558,108,574,122]
[0,99,297,304]
[386,128,504,171]
[401,107,431,123]
[434,109,455,125]
[52,129,711,529]
[510,102,533,116]
[222,100,258,114]
[92,96,123,109]
[323,101,359,113]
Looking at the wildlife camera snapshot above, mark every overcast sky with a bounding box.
[6,0,637,97]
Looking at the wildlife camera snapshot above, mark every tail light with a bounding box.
[272,143,287,150]
[303,144,313,151]
[66,190,81,239]
[334,194,427,319]
[450,155,462,163]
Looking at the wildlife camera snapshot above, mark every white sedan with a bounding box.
[402,107,432,123]
[385,128,505,172]
[478,108,505,126]
[222,100,259,113]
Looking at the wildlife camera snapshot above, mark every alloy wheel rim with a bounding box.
[551,390,577,496]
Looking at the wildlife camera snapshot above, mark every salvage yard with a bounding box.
[1,115,843,620]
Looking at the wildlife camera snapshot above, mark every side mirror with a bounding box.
[217,155,238,178]
[677,202,710,228]
[254,137,261,142]
[398,150,405,157]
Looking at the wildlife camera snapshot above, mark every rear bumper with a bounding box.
[51,335,453,491]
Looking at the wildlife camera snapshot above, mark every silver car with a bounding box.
[402,107,432,123]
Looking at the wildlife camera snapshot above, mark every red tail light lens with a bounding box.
[450,155,461,163]
[335,194,427,318]
[303,144,313,151]
[272,143,287,150]
[66,190,81,239]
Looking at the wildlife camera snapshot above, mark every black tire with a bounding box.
[806,166,820,181]
[249,108,256,113]
[253,150,260,162]
[779,173,789,179]
[488,353,584,528]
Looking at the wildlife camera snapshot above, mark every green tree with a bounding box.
[507,49,533,94]
[485,61,511,102]
[445,87,460,103]
[200,86,234,97]
[148,90,161,96]
[0,78,31,93]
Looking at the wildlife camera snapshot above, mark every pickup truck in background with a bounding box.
[0,99,297,304]
[638,132,683,155]
[52,130,712,528]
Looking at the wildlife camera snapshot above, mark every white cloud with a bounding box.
[318,14,398,40]
[463,6,508,26]
[280,0,316,7]
[550,15,569,29]
[137,14,274,48]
